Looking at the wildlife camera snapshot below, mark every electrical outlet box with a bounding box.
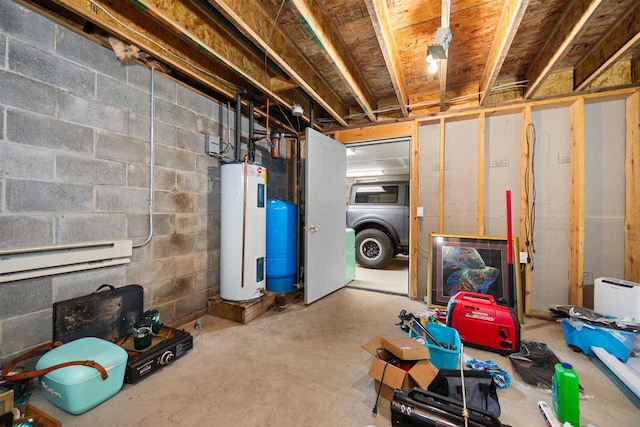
[417,207,424,217]
[583,271,594,285]
[519,252,528,264]
[205,134,221,156]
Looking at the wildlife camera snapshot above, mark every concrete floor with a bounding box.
[27,288,639,426]
[348,255,409,295]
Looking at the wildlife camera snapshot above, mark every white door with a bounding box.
[304,128,346,304]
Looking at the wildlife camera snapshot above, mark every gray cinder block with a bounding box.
[127,65,176,101]
[126,261,153,286]
[174,290,209,323]
[175,214,198,234]
[176,172,196,192]
[127,213,174,238]
[96,186,150,213]
[152,234,195,259]
[58,91,128,135]
[9,39,94,97]
[0,215,53,249]
[153,276,194,306]
[1,309,52,356]
[127,164,175,190]
[0,0,55,50]
[176,128,203,153]
[97,74,149,114]
[97,131,149,165]
[154,191,195,213]
[152,259,176,283]
[175,254,196,278]
[154,145,195,172]
[177,83,213,117]
[56,25,126,81]
[0,70,57,116]
[56,154,125,185]
[0,277,53,320]
[52,265,127,303]
[6,179,93,212]
[154,98,196,131]
[0,140,55,180]
[7,109,93,154]
[55,214,127,244]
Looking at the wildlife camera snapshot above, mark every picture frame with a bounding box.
[428,233,522,321]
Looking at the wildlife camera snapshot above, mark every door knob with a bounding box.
[308,225,319,232]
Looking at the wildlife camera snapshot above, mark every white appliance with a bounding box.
[594,277,640,321]
[220,162,267,301]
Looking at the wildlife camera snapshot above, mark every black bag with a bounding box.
[427,369,501,418]
[391,388,507,427]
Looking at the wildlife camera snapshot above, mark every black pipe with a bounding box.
[309,100,314,130]
[235,88,247,161]
[248,100,255,162]
[279,132,303,285]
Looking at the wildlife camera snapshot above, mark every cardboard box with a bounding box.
[362,336,438,401]
[381,336,431,360]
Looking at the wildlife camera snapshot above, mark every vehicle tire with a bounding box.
[355,229,393,269]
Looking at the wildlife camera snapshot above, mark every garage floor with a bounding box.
[27,288,638,426]
[348,255,409,295]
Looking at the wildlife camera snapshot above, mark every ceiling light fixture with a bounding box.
[428,61,439,74]
[346,169,384,177]
[427,27,452,60]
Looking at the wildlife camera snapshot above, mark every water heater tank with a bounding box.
[266,199,297,293]
[220,162,267,301]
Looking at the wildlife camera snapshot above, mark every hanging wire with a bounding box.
[524,122,537,270]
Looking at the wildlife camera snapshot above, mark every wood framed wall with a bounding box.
[331,87,640,305]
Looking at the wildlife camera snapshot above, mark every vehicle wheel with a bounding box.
[355,229,393,269]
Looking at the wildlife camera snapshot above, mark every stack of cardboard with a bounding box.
[361,336,438,400]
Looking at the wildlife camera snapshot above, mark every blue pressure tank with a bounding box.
[266,199,297,293]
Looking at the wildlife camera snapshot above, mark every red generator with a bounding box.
[446,292,520,355]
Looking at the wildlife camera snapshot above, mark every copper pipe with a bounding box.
[240,156,248,288]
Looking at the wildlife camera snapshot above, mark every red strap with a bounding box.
[2,341,108,382]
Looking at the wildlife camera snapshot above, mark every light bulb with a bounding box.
[428,60,438,74]
[426,54,434,63]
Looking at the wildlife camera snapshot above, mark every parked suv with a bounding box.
[346,181,409,269]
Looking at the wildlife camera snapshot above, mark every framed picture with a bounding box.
[428,234,521,316]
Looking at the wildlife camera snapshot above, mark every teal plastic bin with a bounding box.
[36,337,128,414]
[345,228,355,284]
[410,321,461,369]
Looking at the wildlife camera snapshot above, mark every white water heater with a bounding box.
[220,162,267,301]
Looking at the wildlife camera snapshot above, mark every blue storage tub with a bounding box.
[410,321,461,369]
[560,318,638,362]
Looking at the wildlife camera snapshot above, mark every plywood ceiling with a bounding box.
[23,0,640,130]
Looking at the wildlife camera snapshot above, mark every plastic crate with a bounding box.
[560,318,638,362]
[410,321,461,369]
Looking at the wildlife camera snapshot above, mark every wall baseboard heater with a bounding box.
[0,240,133,283]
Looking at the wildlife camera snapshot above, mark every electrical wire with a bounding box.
[523,123,537,270]
[88,0,239,91]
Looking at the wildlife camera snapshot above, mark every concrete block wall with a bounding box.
[0,0,287,361]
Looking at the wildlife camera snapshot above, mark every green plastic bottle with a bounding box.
[552,362,580,427]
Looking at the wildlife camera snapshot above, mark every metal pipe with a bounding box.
[248,99,255,162]
[309,99,314,130]
[235,88,247,161]
[134,67,156,248]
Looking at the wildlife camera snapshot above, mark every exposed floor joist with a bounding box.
[524,0,604,98]
[574,4,640,91]
[127,0,312,125]
[478,0,530,105]
[439,0,450,111]
[634,53,640,84]
[364,0,408,117]
[205,0,349,126]
[288,0,377,122]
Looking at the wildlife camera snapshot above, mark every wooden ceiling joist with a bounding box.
[288,0,377,122]
[574,4,640,91]
[55,0,239,97]
[439,0,451,111]
[634,54,640,84]
[205,0,349,126]
[364,0,408,117]
[478,0,530,105]
[524,0,604,99]
[127,0,312,123]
